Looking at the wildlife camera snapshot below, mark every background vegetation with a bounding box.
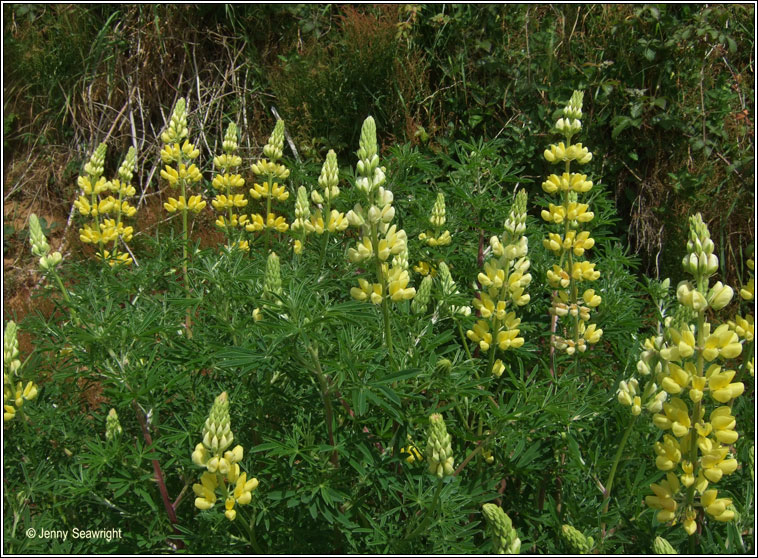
[2,3,755,555]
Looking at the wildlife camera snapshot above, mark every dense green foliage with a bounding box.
[2,3,755,555]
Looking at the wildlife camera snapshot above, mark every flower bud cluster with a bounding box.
[482,504,521,554]
[293,150,348,254]
[29,214,62,271]
[348,117,415,306]
[3,321,38,422]
[561,524,594,554]
[467,190,531,369]
[75,143,139,266]
[426,413,454,478]
[191,392,259,521]
[437,262,471,317]
[638,215,745,534]
[541,91,602,355]
[262,251,283,304]
[247,120,291,236]
[211,122,248,249]
[105,408,123,440]
[161,99,205,220]
[418,193,451,247]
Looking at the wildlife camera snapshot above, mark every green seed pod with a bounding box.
[426,413,454,478]
[28,214,50,258]
[653,535,677,555]
[561,524,593,554]
[411,275,433,314]
[263,251,283,302]
[105,408,123,440]
[482,503,521,554]
[202,391,233,455]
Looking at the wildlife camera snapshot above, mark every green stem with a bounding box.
[602,414,638,514]
[307,344,338,467]
[238,506,265,554]
[456,321,473,361]
[404,478,443,542]
[181,178,192,337]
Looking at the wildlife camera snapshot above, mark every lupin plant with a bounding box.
[262,251,283,305]
[347,116,415,359]
[247,120,290,247]
[160,97,206,332]
[482,504,521,554]
[541,90,603,357]
[211,122,248,252]
[561,523,594,554]
[310,149,349,240]
[3,321,38,422]
[729,257,754,381]
[467,189,531,377]
[290,186,312,255]
[191,392,259,522]
[638,214,745,537]
[415,192,451,277]
[426,412,455,478]
[105,408,123,441]
[74,143,138,266]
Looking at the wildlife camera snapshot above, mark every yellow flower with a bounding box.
[193,471,218,511]
[467,320,493,352]
[706,365,744,403]
[645,472,679,523]
[653,434,681,471]
[701,489,735,522]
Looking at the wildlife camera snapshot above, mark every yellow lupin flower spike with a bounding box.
[541,91,602,355]
[76,143,139,266]
[635,214,747,536]
[3,321,38,423]
[211,122,248,250]
[249,120,290,244]
[467,190,530,375]
[191,392,259,521]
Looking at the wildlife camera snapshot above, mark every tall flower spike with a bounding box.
[248,120,290,241]
[74,142,138,266]
[640,214,745,536]
[3,320,38,422]
[467,190,530,373]
[541,91,601,355]
[310,150,348,238]
[211,122,248,247]
[347,116,414,358]
[482,504,521,554]
[191,392,258,521]
[426,413,454,478]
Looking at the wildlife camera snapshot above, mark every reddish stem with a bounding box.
[133,401,184,550]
